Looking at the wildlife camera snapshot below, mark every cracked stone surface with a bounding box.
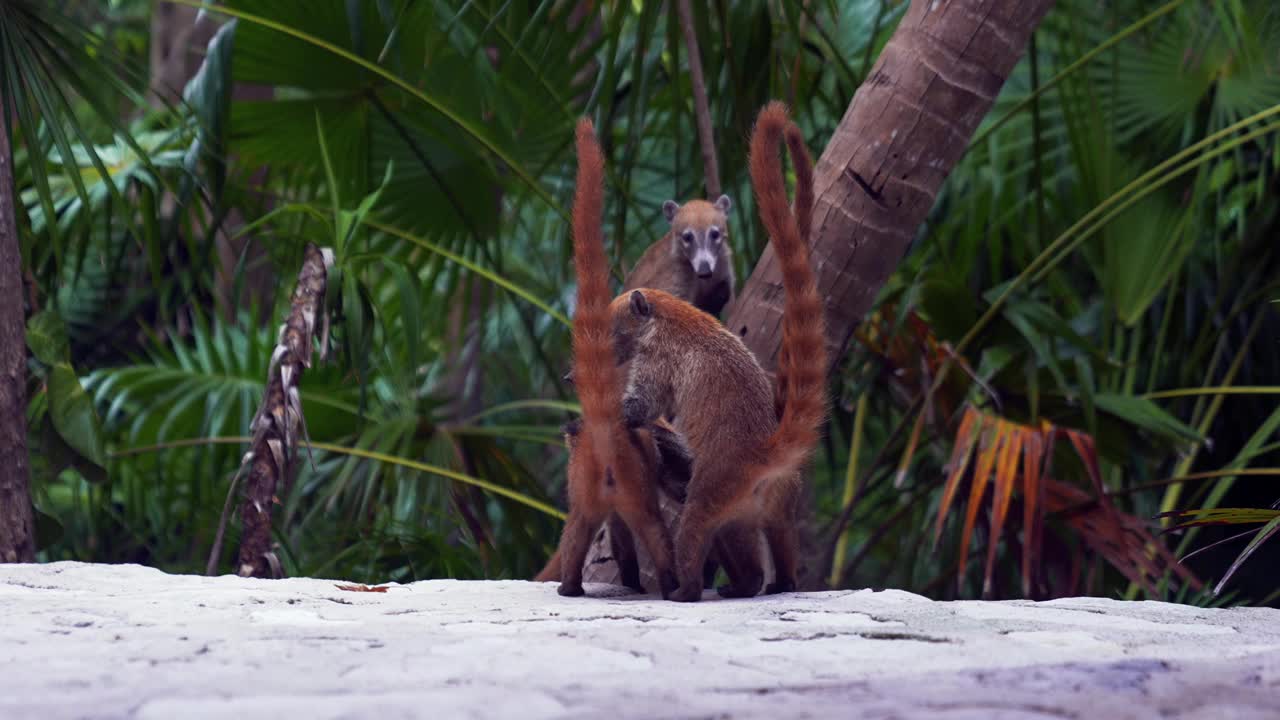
[2,562,1278,719]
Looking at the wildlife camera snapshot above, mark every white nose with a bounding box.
[693,250,715,278]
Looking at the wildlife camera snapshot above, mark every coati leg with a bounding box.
[713,520,765,598]
[607,515,644,593]
[614,499,678,597]
[556,510,601,597]
[762,480,802,594]
[762,522,799,594]
[667,476,736,602]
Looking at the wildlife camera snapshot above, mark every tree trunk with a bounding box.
[148,4,217,108]
[0,113,36,563]
[236,245,330,577]
[439,275,494,568]
[725,0,1056,371]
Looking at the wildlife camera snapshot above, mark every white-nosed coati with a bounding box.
[540,166,736,592]
[625,195,735,317]
[611,102,827,602]
[548,118,679,598]
[534,416,691,591]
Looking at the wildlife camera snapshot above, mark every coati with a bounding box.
[549,118,678,598]
[559,189,738,390]
[533,416,691,592]
[542,168,736,591]
[612,102,826,602]
[625,195,735,317]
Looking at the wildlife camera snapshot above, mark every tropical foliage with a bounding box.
[6,0,1279,605]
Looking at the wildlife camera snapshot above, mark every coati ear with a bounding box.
[714,194,732,213]
[662,200,679,222]
[629,290,652,318]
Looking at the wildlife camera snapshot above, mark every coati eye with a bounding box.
[681,231,694,244]
[709,228,721,242]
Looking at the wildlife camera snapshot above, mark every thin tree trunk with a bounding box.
[675,0,721,197]
[0,113,36,563]
[439,275,494,567]
[150,8,276,321]
[236,244,330,577]
[726,0,1056,370]
[147,4,212,108]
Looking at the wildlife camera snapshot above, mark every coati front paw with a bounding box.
[622,396,648,428]
[764,578,796,595]
[557,582,585,597]
[716,566,763,598]
[620,565,645,594]
[656,570,679,599]
[716,578,763,599]
[667,582,703,603]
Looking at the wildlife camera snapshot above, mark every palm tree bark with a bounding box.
[235,244,330,577]
[0,113,36,563]
[726,0,1056,370]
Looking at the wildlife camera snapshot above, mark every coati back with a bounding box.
[625,196,735,317]
[550,118,678,598]
[612,102,826,601]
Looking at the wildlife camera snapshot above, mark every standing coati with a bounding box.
[540,175,736,591]
[549,118,678,598]
[533,416,691,592]
[625,195,736,317]
[611,102,826,602]
[541,114,816,594]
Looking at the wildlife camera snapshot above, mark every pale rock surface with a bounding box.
[2,562,1278,719]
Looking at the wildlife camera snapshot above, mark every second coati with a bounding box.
[611,102,827,602]
[625,195,735,317]
[534,417,692,591]
[550,118,678,598]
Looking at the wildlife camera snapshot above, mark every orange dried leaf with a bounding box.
[335,583,391,593]
[958,421,1005,584]
[983,427,1022,597]
[934,407,981,545]
[1067,431,1105,499]
[1021,430,1045,597]
[895,413,927,488]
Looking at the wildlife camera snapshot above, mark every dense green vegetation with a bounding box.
[5,0,1279,605]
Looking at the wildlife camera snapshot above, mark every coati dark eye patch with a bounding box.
[681,231,694,244]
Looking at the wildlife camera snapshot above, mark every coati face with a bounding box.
[662,195,732,280]
[609,290,656,364]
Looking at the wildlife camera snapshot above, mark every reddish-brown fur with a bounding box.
[551,119,678,598]
[773,121,815,417]
[613,102,826,601]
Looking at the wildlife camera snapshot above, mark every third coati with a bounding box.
[550,118,678,598]
[533,416,691,592]
[611,102,827,601]
[625,195,735,317]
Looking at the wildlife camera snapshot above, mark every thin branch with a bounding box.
[674,0,720,197]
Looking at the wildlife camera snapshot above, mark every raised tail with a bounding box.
[749,102,828,483]
[785,121,814,251]
[571,118,623,470]
[773,118,816,417]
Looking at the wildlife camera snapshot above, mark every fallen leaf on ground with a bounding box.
[335,583,391,593]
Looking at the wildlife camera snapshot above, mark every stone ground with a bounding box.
[2,563,1278,719]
